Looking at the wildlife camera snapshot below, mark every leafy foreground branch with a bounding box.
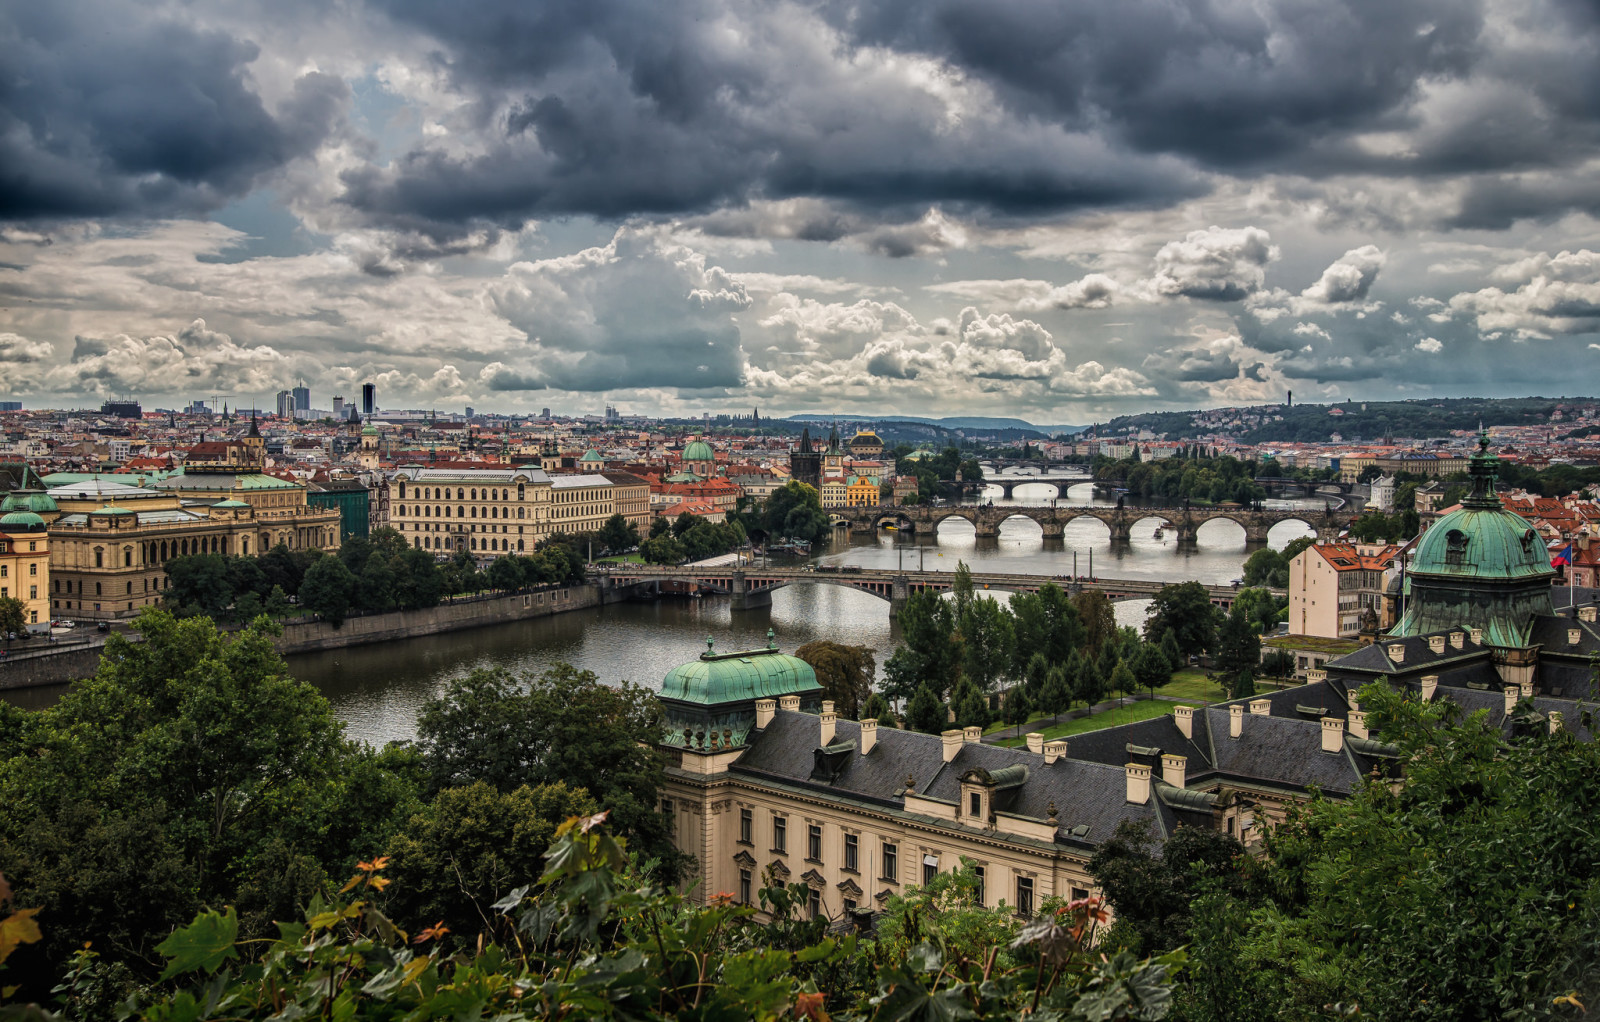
[9,813,1180,1022]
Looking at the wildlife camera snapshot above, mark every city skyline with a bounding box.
[3,0,1600,419]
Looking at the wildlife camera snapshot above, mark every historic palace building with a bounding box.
[0,500,51,631]
[657,436,1597,923]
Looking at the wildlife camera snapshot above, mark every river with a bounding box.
[5,472,1324,746]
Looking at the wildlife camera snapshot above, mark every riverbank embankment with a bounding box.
[0,582,612,690]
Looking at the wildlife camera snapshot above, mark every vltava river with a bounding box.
[5,472,1323,747]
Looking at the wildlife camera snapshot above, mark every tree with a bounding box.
[672,511,698,538]
[1144,581,1219,654]
[1279,534,1317,565]
[1132,643,1171,698]
[598,513,640,553]
[951,677,991,730]
[1008,583,1083,678]
[1089,819,1250,957]
[0,596,24,639]
[1002,687,1033,738]
[1229,670,1256,699]
[860,691,897,727]
[486,555,525,592]
[1260,648,1295,680]
[264,585,292,618]
[904,683,948,734]
[881,590,959,704]
[1110,661,1138,708]
[383,780,597,942]
[414,664,682,878]
[163,554,235,619]
[1159,628,1184,673]
[1241,547,1288,588]
[1038,665,1073,720]
[649,515,672,539]
[794,641,876,720]
[299,555,358,626]
[358,552,399,612]
[639,535,685,565]
[1071,589,1117,659]
[959,593,1015,692]
[1075,659,1105,709]
[1214,604,1261,680]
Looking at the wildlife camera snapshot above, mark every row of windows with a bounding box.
[0,563,38,577]
[396,504,530,520]
[0,541,39,553]
[0,585,38,600]
[732,807,1048,917]
[52,577,162,596]
[398,484,528,501]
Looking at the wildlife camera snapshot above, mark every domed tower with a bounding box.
[681,437,715,479]
[1392,431,1555,647]
[658,630,822,751]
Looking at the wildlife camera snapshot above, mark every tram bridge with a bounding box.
[600,564,1276,616]
[825,503,1352,545]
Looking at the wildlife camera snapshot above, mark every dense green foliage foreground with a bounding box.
[2,611,1599,1019]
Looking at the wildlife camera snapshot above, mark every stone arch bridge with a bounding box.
[601,565,1271,616]
[827,504,1352,544]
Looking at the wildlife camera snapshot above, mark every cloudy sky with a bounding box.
[3,0,1600,421]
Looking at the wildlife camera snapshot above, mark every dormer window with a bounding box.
[1445,529,1467,566]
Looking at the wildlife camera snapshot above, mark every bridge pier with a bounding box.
[889,574,910,620]
[1174,524,1200,547]
[1039,519,1064,540]
[973,521,1000,538]
[729,570,773,612]
[1243,521,1273,545]
[1109,518,1133,545]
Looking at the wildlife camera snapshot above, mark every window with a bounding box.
[739,808,753,845]
[844,834,858,872]
[923,855,938,886]
[1016,877,1035,918]
[28,585,36,600]
[972,865,985,906]
[807,886,821,919]
[969,792,981,817]
[1070,886,1090,902]
[844,898,857,914]
[739,869,752,906]
[807,824,823,862]
[881,842,898,881]
[28,563,36,576]
[772,814,787,853]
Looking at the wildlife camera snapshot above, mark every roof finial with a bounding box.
[705,635,715,655]
[767,627,777,649]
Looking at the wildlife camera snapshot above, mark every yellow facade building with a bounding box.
[0,505,50,631]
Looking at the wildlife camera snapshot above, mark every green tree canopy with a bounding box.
[793,641,877,720]
[1144,581,1219,654]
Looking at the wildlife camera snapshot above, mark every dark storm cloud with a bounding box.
[0,4,346,220]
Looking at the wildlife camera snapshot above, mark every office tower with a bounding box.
[292,383,310,412]
[333,396,345,419]
[362,383,376,416]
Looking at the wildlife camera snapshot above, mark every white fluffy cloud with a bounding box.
[1149,226,1279,301]
[1415,336,1443,352]
[1301,245,1387,303]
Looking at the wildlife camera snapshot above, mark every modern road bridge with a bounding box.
[599,564,1275,616]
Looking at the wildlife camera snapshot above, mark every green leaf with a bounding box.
[794,938,836,964]
[156,907,240,981]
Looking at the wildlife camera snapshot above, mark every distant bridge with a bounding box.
[600,565,1276,615]
[978,458,1090,474]
[825,503,1352,544]
[976,474,1092,499]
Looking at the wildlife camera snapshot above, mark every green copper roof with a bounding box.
[0,510,45,530]
[1,492,56,514]
[682,439,714,463]
[212,499,251,508]
[1407,506,1552,582]
[88,505,135,516]
[580,448,605,462]
[660,636,820,707]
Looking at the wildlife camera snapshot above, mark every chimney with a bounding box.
[1521,678,1535,699]
[1174,705,1195,740]
[1026,732,1044,755]
[1249,698,1271,716]
[1321,717,1344,753]
[1229,703,1244,739]
[1581,605,1597,623]
[1550,710,1564,734]
[779,694,801,712]
[1449,631,1465,650]
[1420,675,1438,702]
[1429,635,1445,654]
[821,700,835,715]
[1348,709,1368,740]
[1125,762,1152,804]
[962,726,983,744]
[1161,753,1186,788]
[1387,642,1405,663]
[1043,740,1068,764]
[859,718,878,755]
[941,729,964,762]
[755,698,776,730]
[820,707,838,746]
[1569,628,1582,646]
[1470,626,1483,644]
[1503,685,1519,716]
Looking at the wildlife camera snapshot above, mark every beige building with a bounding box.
[0,507,50,631]
[654,636,1384,922]
[388,467,644,557]
[1288,541,1398,638]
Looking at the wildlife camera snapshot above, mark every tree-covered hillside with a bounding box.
[1102,396,1597,443]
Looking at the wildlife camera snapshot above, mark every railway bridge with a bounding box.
[826,503,1352,545]
[599,564,1276,616]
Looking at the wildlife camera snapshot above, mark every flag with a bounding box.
[1552,542,1574,567]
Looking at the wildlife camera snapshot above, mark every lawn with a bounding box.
[1153,669,1226,702]
[990,698,1203,746]
[595,553,648,565]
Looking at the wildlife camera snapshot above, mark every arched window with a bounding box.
[94,547,104,568]
[470,506,477,518]
[123,547,132,567]
[518,507,525,519]
[457,488,465,500]
[518,483,525,500]
[159,541,168,560]
[517,539,524,551]
[398,481,407,499]
[457,506,464,518]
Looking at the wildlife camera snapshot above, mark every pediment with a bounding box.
[732,850,757,868]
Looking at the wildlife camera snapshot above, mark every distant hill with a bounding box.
[1101,396,1598,444]
[782,414,1084,436]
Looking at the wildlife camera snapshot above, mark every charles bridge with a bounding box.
[600,564,1279,616]
[825,503,1354,544]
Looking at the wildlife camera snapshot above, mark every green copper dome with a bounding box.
[682,439,714,463]
[1,492,56,514]
[0,510,46,530]
[1393,432,1556,646]
[661,637,819,706]
[580,448,605,463]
